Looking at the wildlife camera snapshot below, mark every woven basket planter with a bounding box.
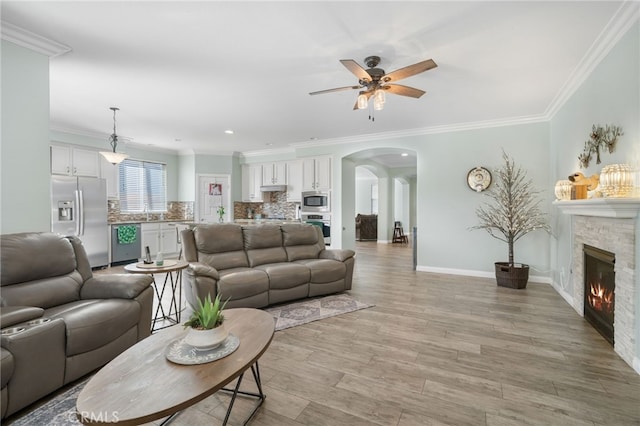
[494,262,529,289]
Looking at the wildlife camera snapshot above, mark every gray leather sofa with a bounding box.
[0,232,153,419]
[182,223,355,309]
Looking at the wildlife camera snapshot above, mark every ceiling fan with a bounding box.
[309,55,437,112]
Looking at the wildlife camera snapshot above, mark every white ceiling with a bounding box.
[1,1,628,169]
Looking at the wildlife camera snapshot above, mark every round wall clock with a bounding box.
[467,167,492,192]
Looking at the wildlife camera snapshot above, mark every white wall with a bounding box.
[1,41,51,234]
[355,172,377,214]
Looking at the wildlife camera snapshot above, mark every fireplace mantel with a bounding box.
[553,198,640,218]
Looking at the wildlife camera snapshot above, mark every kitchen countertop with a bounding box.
[234,219,301,224]
[109,220,192,225]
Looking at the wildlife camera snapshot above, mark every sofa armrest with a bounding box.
[80,275,153,300]
[319,248,355,262]
[186,263,220,280]
[0,307,44,329]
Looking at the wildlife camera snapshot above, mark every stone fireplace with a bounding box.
[556,198,640,373]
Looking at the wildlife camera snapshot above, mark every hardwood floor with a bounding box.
[166,241,640,426]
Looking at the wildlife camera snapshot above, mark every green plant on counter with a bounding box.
[183,294,229,330]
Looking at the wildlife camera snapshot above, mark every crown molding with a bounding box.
[51,125,132,144]
[187,149,239,156]
[544,1,640,119]
[1,21,71,57]
[240,146,296,158]
[288,114,547,150]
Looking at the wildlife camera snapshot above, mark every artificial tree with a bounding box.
[471,151,550,288]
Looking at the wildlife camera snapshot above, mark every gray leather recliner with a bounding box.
[0,232,154,419]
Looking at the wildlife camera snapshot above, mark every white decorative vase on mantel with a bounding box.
[184,324,228,350]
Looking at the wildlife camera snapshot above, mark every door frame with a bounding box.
[195,174,232,223]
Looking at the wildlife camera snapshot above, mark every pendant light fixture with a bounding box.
[99,107,129,165]
[357,93,368,110]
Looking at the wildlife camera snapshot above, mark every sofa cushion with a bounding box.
[1,348,13,389]
[282,224,323,261]
[243,225,287,267]
[44,299,141,356]
[255,263,310,290]
[0,233,83,308]
[217,268,269,303]
[0,233,77,286]
[194,224,248,270]
[1,272,84,309]
[294,259,346,283]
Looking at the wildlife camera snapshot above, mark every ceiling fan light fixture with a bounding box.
[374,89,385,104]
[373,96,384,111]
[357,93,368,109]
[99,107,129,165]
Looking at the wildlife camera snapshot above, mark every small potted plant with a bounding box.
[216,206,225,223]
[470,151,550,289]
[183,294,229,349]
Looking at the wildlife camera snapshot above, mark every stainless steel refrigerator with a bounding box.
[51,176,109,268]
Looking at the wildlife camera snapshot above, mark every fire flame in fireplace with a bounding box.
[588,281,613,314]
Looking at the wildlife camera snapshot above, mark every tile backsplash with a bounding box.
[108,200,194,223]
[234,192,300,220]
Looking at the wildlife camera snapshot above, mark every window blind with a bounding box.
[119,159,167,212]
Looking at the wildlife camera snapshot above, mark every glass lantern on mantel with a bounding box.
[599,163,634,198]
[554,180,573,201]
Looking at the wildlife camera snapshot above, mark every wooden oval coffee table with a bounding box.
[76,308,275,425]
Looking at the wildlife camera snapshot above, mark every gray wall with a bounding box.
[1,41,51,234]
[549,21,640,366]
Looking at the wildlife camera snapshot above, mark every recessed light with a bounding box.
[224,130,234,135]
[266,142,273,146]
[401,153,409,157]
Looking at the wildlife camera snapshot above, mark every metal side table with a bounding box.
[124,259,188,332]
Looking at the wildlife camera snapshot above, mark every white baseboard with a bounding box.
[416,265,551,284]
[377,239,391,244]
[550,280,574,308]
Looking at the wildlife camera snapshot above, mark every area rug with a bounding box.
[5,378,88,426]
[5,293,373,425]
[267,292,374,331]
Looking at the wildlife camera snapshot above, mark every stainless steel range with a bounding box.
[301,212,331,245]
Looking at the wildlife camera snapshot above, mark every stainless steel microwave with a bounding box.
[301,191,330,212]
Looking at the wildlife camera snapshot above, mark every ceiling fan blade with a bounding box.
[340,59,371,82]
[309,85,361,96]
[352,91,373,110]
[383,59,437,83]
[383,84,426,98]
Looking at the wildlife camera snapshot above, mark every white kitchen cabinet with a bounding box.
[161,223,179,255]
[286,160,303,202]
[241,164,263,202]
[141,223,161,258]
[140,222,183,258]
[51,145,100,177]
[100,155,119,199]
[175,223,190,258]
[262,161,287,185]
[302,156,331,191]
